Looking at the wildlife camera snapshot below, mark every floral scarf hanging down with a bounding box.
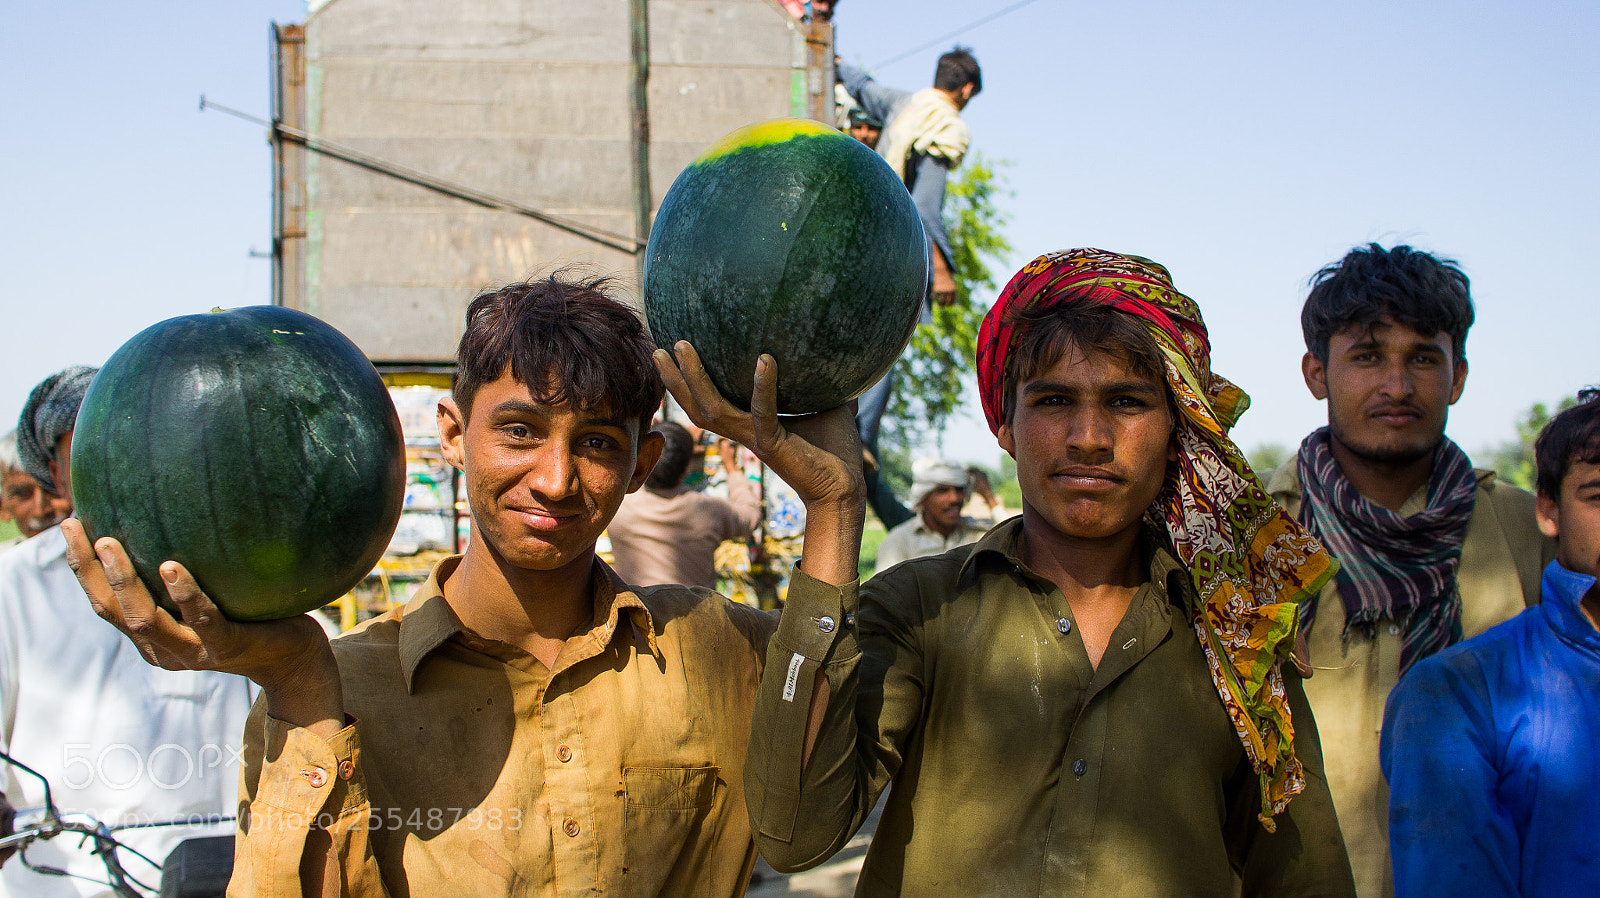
[974,248,1338,829]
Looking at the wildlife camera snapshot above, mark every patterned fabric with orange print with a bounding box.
[975,248,1337,828]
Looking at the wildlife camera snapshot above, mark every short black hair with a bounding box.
[1535,388,1600,499]
[934,46,981,94]
[646,421,696,490]
[1001,296,1168,426]
[453,271,664,432]
[1301,244,1474,363]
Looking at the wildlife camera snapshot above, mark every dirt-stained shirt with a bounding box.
[226,555,781,898]
[746,518,1355,897]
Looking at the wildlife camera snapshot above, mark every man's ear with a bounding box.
[1302,352,1329,401]
[1448,358,1469,405]
[1536,491,1560,540]
[997,423,1017,459]
[629,430,666,493]
[48,431,73,503]
[438,398,467,471]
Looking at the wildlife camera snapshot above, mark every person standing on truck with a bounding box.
[838,47,982,531]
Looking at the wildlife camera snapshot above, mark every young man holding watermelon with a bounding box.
[743,249,1357,896]
[62,274,867,898]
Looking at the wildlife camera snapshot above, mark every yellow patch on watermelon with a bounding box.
[694,118,839,166]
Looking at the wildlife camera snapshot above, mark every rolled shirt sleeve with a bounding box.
[229,702,387,898]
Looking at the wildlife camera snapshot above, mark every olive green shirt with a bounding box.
[1267,464,1553,898]
[747,518,1355,897]
[228,555,781,898]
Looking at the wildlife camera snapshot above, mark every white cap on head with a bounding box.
[909,457,969,508]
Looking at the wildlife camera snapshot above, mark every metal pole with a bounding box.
[629,0,652,286]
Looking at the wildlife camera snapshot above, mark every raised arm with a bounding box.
[60,520,387,898]
[835,61,908,129]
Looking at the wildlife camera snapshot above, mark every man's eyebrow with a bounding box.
[1103,380,1164,396]
[1021,379,1163,397]
[1574,475,1600,493]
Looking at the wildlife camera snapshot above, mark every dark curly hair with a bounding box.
[1301,244,1474,363]
[453,272,664,432]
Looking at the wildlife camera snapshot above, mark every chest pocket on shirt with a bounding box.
[620,766,724,891]
[623,765,718,811]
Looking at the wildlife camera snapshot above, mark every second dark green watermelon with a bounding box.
[644,118,928,415]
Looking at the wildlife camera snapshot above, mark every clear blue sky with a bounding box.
[6,1,1596,472]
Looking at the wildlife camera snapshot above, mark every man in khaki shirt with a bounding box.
[64,274,866,898]
[1274,243,1553,898]
[871,457,987,574]
[747,249,1355,896]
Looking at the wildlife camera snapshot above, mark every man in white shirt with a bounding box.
[0,367,255,898]
[873,457,988,574]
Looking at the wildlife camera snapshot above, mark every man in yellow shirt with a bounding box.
[64,273,865,898]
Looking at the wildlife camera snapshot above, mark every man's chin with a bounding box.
[1330,427,1441,468]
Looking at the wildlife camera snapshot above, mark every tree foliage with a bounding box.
[879,155,1012,486]
[1485,397,1579,491]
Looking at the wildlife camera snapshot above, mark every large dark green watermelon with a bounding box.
[644,117,928,415]
[71,306,405,622]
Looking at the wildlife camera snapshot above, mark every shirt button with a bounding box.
[817,615,836,634]
[1056,618,1072,635]
[305,767,327,788]
[338,760,355,781]
[562,816,580,837]
[555,744,573,763]
[1072,759,1088,777]
[843,612,856,628]
[1388,624,1402,636]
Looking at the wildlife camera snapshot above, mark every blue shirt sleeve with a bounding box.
[836,62,908,126]
[908,154,953,271]
[1381,652,1521,898]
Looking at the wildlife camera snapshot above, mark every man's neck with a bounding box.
[1328,434,1436,514]
[1016,507,1146,669]
[1581,583,1600,634]
[443,542,598,669]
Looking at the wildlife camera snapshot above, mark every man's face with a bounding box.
[439,371,661,574]
[811,0,835,22]
[997,344,1174,543]
[920,484,966,536]
[2,469,70,539]
[1303,317,1467,466]
[1537,459,1600,579]
[849,122,881,149]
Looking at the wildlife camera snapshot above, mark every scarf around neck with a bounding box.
[1295,427,1477,673]
[975,248,1337,829]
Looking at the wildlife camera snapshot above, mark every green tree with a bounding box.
[1485,397,1579,491]
[877,154,1012,494]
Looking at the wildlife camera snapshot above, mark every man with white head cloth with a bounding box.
[873,457,988,574]
[0,366,255,897]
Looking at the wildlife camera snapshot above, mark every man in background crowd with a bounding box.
[0,366,255,898]
[1382,388,1600,897]
[606,420,762,591]
[846,106,882,150]
[0,429,71,553]
[1266,243,1553,897]
[872,457,987,574]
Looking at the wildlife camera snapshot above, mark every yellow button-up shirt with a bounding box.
[228,555,780,898]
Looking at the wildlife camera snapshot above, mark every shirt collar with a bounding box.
[1541,560,1600,651]
[959,517,1187,606]
[396,555,662,693]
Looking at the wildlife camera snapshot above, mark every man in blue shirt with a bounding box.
[1381,387,1600,897]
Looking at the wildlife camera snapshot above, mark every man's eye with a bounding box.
[505,425,530,439]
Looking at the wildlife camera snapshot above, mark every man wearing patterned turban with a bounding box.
[746,249,1355,896]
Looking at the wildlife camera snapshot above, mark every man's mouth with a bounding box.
[1054,465,1123,489]
[511,506,580,531]
[1369,405,1422,426]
